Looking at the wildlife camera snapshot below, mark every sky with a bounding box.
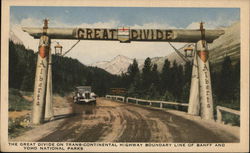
[10,6,240,65]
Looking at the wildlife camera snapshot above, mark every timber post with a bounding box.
[32,19,50,124]
[45,47,54,121]
[188,51,200,115]
[196,39,214,120]
[188,23,214,120]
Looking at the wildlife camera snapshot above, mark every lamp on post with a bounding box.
[184,45,194,57]
[54,42,63,55]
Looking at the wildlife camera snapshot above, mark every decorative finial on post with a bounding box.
[200,21,206,47]
[44,18,49,28]
[43,18,49,34]
[200,21,204,31]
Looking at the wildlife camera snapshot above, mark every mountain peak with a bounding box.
[90,55,133,75]
[114,54,130,60]
[90,22,239,75]
[9,30,23,45]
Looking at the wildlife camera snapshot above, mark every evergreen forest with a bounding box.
[9,40,240,110]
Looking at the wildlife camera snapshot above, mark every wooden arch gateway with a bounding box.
[22,19,225,124]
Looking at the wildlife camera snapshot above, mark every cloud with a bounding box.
[186,13,239,29]
[19,17,73,28]
[20,18,43,27]
[186,21,231,29]
[77,20,120,28]
[130,22,176,29]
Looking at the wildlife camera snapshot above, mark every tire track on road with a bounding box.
[117,107,151,142]
[36,98,239,143]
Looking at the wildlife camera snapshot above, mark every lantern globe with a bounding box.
[54,42,63,55]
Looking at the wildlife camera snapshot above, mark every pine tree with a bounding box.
[127,59,141,97]
[181,61,192,102]
[141,57,153,91]
[168,60,177,99]
[175,64,184,101]
[127,59,140,85]
[148,84,160,100]
[218,56,234,101]
[128,73,142,98]
[152,64,159,82]
[151,64,160,91]
[184,61,192,84]
[9,40,121,96]
[160,59,171,94]
[120,72,130,89]
[232,60,240,104]
[9,41,19,89]
[167,60,184,101]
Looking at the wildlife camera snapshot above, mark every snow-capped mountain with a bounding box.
[91,43,194,75]
[141,21,240,71]
[143,43,194,71]
[90,55,134,75]
[209,21,240,65]
[9,30,23,45]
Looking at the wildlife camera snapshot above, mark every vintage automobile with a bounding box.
[73,86,97,104]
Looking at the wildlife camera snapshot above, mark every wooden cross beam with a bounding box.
[22,27,224,43]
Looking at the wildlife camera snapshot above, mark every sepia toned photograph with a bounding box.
[1,0,249,152]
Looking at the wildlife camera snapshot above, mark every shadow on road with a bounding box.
[71,102,96,115]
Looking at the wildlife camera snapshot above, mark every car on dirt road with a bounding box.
[73,86,97,105]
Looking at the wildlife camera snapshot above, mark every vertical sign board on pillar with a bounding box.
[188,51,200,116]
[196,40,214,120]
[45,48,54,120]
[32,35,50,124]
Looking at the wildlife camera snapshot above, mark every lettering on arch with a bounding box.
[75,28,174,41]
[76,28,117,40]
[130,29,174,41]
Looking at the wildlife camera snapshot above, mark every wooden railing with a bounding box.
[126,97,188,108]
[216,106,240,123]
[106,95,188,110]
[105,95,125,102]
[106,95,240,126]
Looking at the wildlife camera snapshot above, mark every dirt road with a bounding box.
[33,98,239,143]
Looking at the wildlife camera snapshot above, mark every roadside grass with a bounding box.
[9,88,32,111]
[8,88,33,138]
[214,101,240,126]
[221,112,240,126]
[8,115,32,138]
